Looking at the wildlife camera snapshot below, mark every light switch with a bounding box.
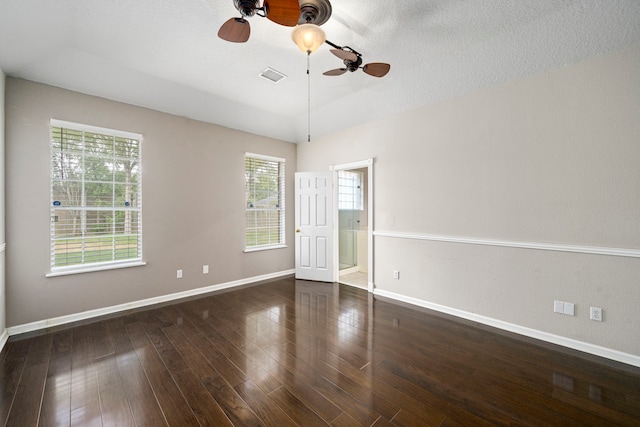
[563,302,575,316]
[554,300,564,314]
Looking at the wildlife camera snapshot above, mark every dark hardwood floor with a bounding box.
[1,277,639,426]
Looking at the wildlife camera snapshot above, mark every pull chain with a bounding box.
[307,51,311,142]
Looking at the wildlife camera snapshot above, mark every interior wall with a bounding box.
[5,78,296,327]
[0,69,6,337]
[298,44,640,358]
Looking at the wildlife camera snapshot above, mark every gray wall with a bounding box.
[5,78,296,327]
[298,44,640,357]
[0,69,5,335]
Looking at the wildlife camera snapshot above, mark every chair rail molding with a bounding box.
[374,231,640,258]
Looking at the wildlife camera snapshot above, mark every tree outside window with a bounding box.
[245,154,285,249]
[50,121,142,270]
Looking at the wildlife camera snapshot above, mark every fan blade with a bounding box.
[218,17,251,42]
[363,62,391,77]
[323,68,348,76]
[264,0,300,27]
[330,48,358,63]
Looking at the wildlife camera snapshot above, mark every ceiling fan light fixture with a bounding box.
[291,23,326,54]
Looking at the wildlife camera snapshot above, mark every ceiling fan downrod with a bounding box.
[298,0,332,25]
[234,0,261,17]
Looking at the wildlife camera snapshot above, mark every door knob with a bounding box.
[296,229,301,233]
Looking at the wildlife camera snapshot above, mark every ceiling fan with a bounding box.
[218,0,332,43]
[323,40,391,78]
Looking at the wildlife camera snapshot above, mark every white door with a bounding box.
[295,172,334,282]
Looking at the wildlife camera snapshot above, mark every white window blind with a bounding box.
[50,120,142,272]
[245,153,285,249]
[338,170,363,210]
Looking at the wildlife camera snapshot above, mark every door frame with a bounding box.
[330,159,374,293]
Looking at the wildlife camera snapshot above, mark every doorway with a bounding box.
[331,159,373,292]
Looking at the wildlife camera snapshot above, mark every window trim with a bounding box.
[244,152,286,251]
[45,260,146,277]
[48,119,144,276]
[243,244,288,254]
[51,119,142,141]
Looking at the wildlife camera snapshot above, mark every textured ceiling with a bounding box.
[1,0,640,143]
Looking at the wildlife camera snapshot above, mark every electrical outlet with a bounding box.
[590,307,602,321]
[393,270,400,279]
[203,265,209,274]
[177,269,183,279]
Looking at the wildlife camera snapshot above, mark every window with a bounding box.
[245,153,285,250]
[49,120,142,274]
[338,170,363,210]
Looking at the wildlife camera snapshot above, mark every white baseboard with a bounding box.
[374,288,640,368]
[7,270,638,368]
[7,269,294,337]
[0,329,8,352]
[339,266,359,276]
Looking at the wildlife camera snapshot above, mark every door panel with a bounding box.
[300,236,311,268]
[316,194,327,226]
[316,237,327,269]
[295,172,334,282]
[300,194,311,226]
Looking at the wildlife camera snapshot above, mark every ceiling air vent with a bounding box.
[259,67,287,83]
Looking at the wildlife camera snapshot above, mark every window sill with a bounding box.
[46,260,146,278]
[244,244,288,253]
